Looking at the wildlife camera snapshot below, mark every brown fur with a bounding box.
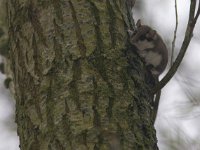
[129,20,168,76]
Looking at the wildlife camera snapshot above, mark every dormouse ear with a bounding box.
[136,19,141,28]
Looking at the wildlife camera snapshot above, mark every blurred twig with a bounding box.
[171,0,178,66]
[152,0,200,94]
[126,0,137,29]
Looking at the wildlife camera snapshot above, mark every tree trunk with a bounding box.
[7,0,158,149]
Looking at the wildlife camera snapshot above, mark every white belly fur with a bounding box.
[145,51,162,67]
[133,39,162,67]
[138,51,162,67]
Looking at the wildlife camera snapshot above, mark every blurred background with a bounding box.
[0,0,200,150]
[133,0,200,149]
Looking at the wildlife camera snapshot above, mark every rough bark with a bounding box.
[7,0,158,149]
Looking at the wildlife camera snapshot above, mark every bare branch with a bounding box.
[171,0,178,66]
[152,0,199,94]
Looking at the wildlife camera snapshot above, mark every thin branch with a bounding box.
[171,0,178,66]
[193,0,200,25]
[189,0,196,20]
[152,0,199,94]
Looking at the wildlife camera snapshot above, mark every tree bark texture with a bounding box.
[7,0,158,149]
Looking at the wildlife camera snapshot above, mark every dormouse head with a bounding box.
[129,20,151,44]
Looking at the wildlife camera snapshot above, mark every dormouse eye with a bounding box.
[139,35,146,40]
